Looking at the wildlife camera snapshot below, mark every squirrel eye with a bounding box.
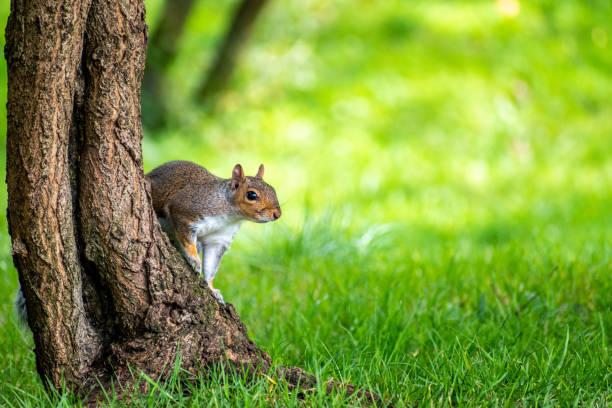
[246,191,258,201]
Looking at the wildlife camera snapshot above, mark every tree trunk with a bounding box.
[142,0,196,130]
[5,0,382,404]
[197,0,268,103]
[6,0,269,398]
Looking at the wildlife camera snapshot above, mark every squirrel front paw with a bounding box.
[212,288,225,304]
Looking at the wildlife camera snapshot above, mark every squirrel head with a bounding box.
[230,164,281,223]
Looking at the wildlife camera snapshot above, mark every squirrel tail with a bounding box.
[15,286,28,328]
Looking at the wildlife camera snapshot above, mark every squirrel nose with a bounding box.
[272,209,281,220]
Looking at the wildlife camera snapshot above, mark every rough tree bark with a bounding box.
[5,0,381,405]
[6,0,270,397]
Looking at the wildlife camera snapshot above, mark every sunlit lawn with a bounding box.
[1,0,611,406]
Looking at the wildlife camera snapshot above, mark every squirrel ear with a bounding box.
[256,164,264,178]
[231,164,245,189]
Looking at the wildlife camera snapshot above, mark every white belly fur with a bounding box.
[192,215,243,246]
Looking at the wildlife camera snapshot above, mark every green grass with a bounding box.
[1,0,611,406]
[1,217,610,406]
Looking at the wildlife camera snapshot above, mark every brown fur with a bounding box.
[147,161,281,223]
[146,161,281,285]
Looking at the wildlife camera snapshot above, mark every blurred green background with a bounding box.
[141,0,612,234]
[1,0,611,406]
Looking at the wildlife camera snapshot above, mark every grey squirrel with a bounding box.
[146,161,281,303]
[15,161,281,324]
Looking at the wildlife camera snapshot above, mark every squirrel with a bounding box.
[146,160,281,303]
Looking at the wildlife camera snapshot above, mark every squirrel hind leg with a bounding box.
[176,234,202,274]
